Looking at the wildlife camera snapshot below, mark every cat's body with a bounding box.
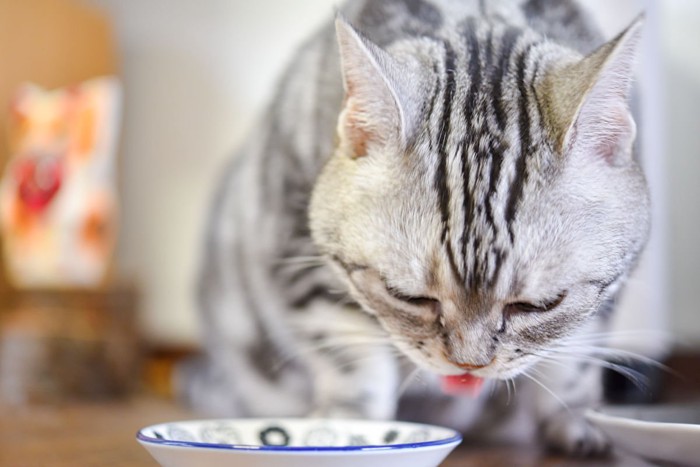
[179,0,649,454]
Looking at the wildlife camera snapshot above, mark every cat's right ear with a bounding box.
[335,17,420,158]
[541,15,643,165]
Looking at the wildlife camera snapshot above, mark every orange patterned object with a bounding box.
[0,77,121,287]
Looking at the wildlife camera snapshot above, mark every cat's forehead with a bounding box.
[392,25,562,296]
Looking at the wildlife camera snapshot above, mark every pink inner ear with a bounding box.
[342,97,370,158]
[570,96,635,166]
[594,107,634,164]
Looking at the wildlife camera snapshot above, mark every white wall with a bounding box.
[92,0,700,348]
[91,0,334,345]
[660,0,700,345]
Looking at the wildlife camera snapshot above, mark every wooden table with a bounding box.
[0,395,649,466]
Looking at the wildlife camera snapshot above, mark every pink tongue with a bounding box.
[441,374,484,397]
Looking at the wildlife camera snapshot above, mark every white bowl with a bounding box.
[137,418,462,467]
[586,405,700,466]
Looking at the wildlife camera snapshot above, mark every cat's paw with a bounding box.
[541,410,611,457]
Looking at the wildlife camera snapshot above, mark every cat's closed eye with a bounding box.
[385,285,441,312]
[506,291,568,314]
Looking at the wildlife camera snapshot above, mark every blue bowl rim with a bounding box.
[136,418,463,453]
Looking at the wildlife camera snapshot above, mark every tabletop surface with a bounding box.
[0,395,650,466]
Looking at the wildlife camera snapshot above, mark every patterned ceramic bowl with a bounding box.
[137,418,462,467]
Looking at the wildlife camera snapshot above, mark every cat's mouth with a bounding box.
[420,350,538,384]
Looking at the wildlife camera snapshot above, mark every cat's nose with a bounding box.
[454,361,488,370]
[451,355,495,371]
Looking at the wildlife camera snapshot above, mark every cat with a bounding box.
[178,0,650,456]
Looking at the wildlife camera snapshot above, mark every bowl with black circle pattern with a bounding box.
[137,418,462,467]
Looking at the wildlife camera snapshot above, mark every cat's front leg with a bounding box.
[534,364,609,456]
[530,327,610,456]
[294,305,399,420]
[310,341,399,420]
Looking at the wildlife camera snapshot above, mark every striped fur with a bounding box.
[179,0,649,455]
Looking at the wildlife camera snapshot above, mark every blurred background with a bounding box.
[0,0,698,403]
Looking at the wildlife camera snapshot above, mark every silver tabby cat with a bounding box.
[179,0,650,455]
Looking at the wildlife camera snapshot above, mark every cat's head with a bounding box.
[309,17,650,379]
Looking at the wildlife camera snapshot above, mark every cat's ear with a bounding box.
[543,15,643,164]
[335,17,420,158]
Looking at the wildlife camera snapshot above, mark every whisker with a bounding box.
[548,346,675,375]
[270,258,327,276]
[397,367,421,398]
[524,364,550,382]
[503,378,515,405]
[532,356,572,373]
[558,331,675,354]
[275,255,325,265]
[320,348,405,375]
[408,370,431,390]
[299,339,395,355]
[488,378,497,398]
[536,353,649,391]
[520,371,570,413]
[564,329,671,339]
[272,336,398,372]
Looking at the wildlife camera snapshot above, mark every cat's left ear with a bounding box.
[335,17,423,158]
[542,15,644,164]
